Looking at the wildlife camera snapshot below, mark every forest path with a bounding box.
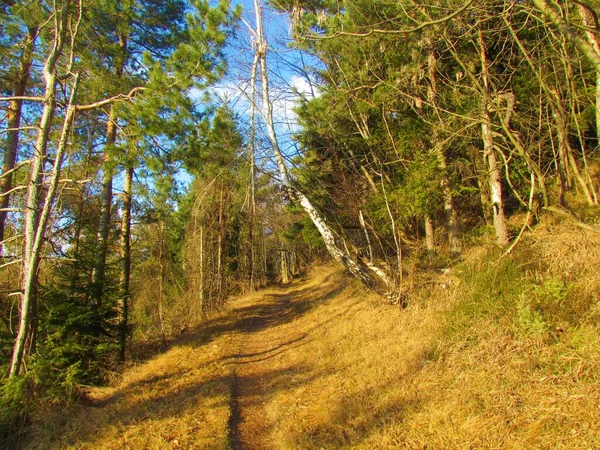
[24,266,346,450]
[223,271,331,449]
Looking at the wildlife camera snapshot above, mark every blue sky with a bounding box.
[182,0,323,192]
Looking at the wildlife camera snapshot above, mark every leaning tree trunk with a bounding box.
[532,0,600,74]
[251,0,390,293]
[577,3,600,141]
[10,73,78,377]
[10,9,71,376]
[0,27,37,254]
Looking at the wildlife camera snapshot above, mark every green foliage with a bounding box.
[0,375,31,446]
[515,295,549,337]
[448,249,528,337]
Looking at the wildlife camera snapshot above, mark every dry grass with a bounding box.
[24,218,600,449]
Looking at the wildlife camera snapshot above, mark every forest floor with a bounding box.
[22,223,600,449]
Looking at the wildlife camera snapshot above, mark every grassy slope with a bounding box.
[24,219,600,449]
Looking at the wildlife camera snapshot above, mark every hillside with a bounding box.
[20,218,600,449]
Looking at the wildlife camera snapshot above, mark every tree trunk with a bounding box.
[427,46,461,254]
[532,0,600,74]
[481,113,509,247]
[359,210,373,263]
[424,215,436,263]
[0,27,37,255]
[577,3,600,139]
[10,10,71,376]
[479,29,509,247]
[158,220,167,349]
[91,107,117,306]
[248,51,259,294]
[279,249,290,284]
[92,33,127,306]
[216,184,224,304]
[252,0,389,293]
[199,223,205,317]
[10,70,78,377]
[118,166,133,362]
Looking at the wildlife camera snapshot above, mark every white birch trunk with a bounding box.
[479,30,509,247]
[251,0,389,292]
[9,8,71,376]
[424,215,436,262]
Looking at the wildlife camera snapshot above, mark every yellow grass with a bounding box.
[24,220,600,449]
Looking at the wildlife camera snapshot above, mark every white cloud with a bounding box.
[191,74,320,131]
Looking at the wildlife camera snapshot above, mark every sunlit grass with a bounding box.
[24,217,600,449]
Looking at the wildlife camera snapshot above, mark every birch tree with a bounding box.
[250,0,391,292]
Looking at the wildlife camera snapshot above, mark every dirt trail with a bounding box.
[224,280,315,449]
[24,266,343,450]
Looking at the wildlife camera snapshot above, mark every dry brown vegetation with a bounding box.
[23,218,600,449]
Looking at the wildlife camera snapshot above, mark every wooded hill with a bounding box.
[1,0,600,446]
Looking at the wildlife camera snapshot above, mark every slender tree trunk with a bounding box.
[0,27,37,254]
[252,0,389,293]
[577,3,600,138]
[157,220,167,348]
[92,34,127,306]
[91,107,117,305]
[504,17,594,206]
[248,51,259,294]
[118,166,133,362]
[427,46,461,254]
[554,105,571,203]
[10,71,78,377]
[359,210,373,263]
[478,29,509,247]
[424,215,436,263]
[481,113,509,247]
[10,10,71,376]
[216,185,224,304]
[279,249,290,284]
[559,53,597,205]
[199,223,205,316]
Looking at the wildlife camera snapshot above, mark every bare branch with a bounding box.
[75,86,146,111]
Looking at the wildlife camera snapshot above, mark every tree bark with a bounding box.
[358,210,373,263]
[252,0,389,293]
[248,51,259,294]
[10,73,78,377]
[216,184,224,304]
[279,249,290,283]
[92,33,127,306]
[158,220,167,348]
[10,8,71,376]
[91,107,117,306]
[0,26,37,254]
[478,29,509,247]
[118,166,133,362]
[424,215,436,262]
[577,3,600,139]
